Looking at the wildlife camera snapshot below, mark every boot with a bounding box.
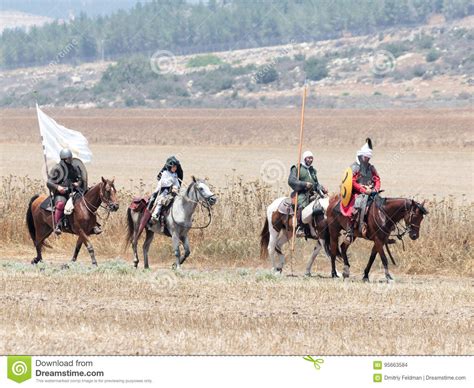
[54,219,63,235]
[151,203,162,224]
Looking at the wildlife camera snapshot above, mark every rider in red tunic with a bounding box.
[341,138,380,242]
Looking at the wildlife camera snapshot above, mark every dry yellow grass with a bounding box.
[0,262,471,355]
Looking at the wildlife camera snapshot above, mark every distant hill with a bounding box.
[1,15,472,109]
[1,0,473,69]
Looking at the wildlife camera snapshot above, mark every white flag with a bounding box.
[36,103,92,163]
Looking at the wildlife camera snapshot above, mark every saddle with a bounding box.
[129,196,149,212]
[39,192,83,212]
[277,197,295,216]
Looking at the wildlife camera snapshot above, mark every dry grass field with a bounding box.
[0,108,472,355]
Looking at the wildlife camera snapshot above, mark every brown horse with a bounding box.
[26,177,119,265]
[326,194,428,281]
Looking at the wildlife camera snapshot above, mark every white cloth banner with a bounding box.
[36,104,92,163]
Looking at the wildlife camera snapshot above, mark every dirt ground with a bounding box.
[0,259,472,355]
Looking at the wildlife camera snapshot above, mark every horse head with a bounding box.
[405,199,428,240]
[188,176,218,207]
[100,177,119,212]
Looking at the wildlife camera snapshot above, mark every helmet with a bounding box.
[165,156,180,169]
[60,148,73,160]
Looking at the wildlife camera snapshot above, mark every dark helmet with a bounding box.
[158,155,183,181]
[60,148,73,160]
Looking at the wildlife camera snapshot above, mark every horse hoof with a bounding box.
[343,271,350,279]
[61,263,69,270]
[304,272,312,277]
[172,263,177,270]
[363,276,369,283]
[331,272,339,278]
[386,273,394,282]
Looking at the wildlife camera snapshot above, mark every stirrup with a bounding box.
[54,225,62,235]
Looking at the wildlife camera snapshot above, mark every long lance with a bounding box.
[291,85,307,253]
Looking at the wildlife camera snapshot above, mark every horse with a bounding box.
[326,194,428,281]
[260,195,334,276]
[125,176,217,270]
[26,177,119,266]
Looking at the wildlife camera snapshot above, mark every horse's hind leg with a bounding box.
[71,237,83,262]
[274,233,288,273]
[32,225,52,265]
[363,245,378,282]
[142,229,154,269]
[171,234,181,270]
[340,241,351,279]
[305,242,322,277]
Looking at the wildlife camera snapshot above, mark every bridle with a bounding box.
[81,182,117,220]
[170,181,216,229]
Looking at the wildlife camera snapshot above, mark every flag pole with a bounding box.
[35,97,56,230]
[291,85,307,254]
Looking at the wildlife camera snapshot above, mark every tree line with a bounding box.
[1,0,472,68]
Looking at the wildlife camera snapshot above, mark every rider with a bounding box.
[345,138,381,242]
[47,148,82,235]
[288,150,328,237]
[149,156,183,230]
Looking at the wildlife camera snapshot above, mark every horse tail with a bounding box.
[26,194,39,244]
[260,217,270,260]
[123,207,134,250]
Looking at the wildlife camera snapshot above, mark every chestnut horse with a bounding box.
[26,177,119,265]
[326,194,428,281]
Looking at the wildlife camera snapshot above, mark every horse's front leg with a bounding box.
[78,229,97,266]
[375,239,393,282]
[179,235,191,266]
[171,233,181,270]
[305,242,322,277]
[329,230,339,278]
[363,245,378,282]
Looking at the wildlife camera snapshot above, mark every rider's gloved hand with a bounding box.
[322,186,328,194]
[306,182,313,190]
[365,188,373,195]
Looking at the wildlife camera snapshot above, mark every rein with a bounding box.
[80,184,113,220]
[170,182,213,229]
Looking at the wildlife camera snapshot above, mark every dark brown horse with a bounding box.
[326,194,428,281]
[26,177,119,265]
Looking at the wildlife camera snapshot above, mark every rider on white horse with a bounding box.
[149,156,183,231]
[288,150,328,237]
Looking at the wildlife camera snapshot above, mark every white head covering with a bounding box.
[356,138,373,162]
[301,150,314,167]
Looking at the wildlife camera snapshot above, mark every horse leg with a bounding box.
[32,224,52,264]
[171,234,181,270]
[375,240,393,282]
[179,235,191,266]
[71,237,83,262]
[363,245,378,282]
[274,233,288,273]
[340,241,351,279]
[77,230,97,266]
[267,227,279,271]
[330,231,339,278]
[142,229,154,269]
[305,242,322,277]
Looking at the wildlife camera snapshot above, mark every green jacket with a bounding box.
[288,164,323,207]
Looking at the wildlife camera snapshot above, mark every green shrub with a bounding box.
[304,56,328,81]
[426,49,441,62]
[255,65,278,84]
[186,54,223,68]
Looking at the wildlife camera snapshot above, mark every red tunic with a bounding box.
[341,165,380,217]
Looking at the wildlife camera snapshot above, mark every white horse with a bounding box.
[126,177,217,269]
[260,196,332,276]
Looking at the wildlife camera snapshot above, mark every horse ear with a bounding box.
[101,176,106,184]
[192,175,196,183]
[111,177,115,184]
